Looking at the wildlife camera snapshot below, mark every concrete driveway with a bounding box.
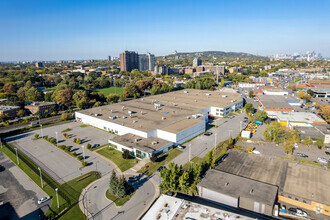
[81,173,157,220]
[172,112,247,166]
[0,152,49,219]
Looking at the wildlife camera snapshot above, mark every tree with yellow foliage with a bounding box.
[297,91,305,99]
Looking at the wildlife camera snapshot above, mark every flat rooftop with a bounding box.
[200,169,278,206]
[160,119,203,134]
[267,111,326,124]
[257,95,295,109]
[216,150,330,205]
[24,101,56,106]
[109,133,172,153]
[0,106,20,111]
[77,89,242,133]
[283,163,330,205]
[142,194,254,220]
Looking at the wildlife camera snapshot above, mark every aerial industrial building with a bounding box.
[75,89,243,159]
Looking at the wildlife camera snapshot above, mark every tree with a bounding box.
[315,137,324,149]
[3,83,16,94]
[123,83,138,98]
[244,103,254,114]
[122,150,130,159]
[221,78,225,87]
[318,105,330,123]
[302,94,312,102]
[17,109,25,118]
[302,136,313,146]
[205,150,215,168]
[73,90,89,106]
[263,122,284,143]
[109,170,118,195]
[306,89,314,97]
[283,141,293,154]
[25,87,43,101]
[297,91,305,99]
[107,94,120,103]
[178,172,190,194]
[117,176,127,198]
[254,110,267,122]
[248,90,254,98]
[61,112,69,121]
[17,87,27,100]
[55,89,72,106]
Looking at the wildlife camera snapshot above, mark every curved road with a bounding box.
[81,173,157,220]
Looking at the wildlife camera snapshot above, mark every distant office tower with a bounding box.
[120,51,139,72]
[107,56,111,61]
[193,57,202,67]
[147,53,155,72]
[35,62,43,68]
[138,54,149,71]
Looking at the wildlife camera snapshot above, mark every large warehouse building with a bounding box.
[75,89,243,159]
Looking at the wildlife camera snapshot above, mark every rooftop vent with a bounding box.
[109,116,117,120]
[206,93,211,96]
[184,90,189,93]
[152,141,158,145]
[133,120,137,123]
[222,95,227,98]
[135,138,142,142]
[225,182,229,187]
[250,189,254,194]
[128,110,133,114]
[186,116,190,119]
[162,117,166,120]
[122,116,127,119]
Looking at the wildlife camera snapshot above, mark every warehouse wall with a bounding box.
[198,186,238,208]
[240,197,273,216]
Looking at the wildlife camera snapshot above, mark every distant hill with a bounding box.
[159,51,263,59]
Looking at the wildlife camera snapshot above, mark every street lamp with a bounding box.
[38,167,43,188]
[55,132,58,147]
[14,147,19,165]
[55,188,59,209]
[40,124,43,138]
[81,145,85,162]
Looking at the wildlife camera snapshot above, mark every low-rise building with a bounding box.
[198,169,278,217]
[256,95,295,112]
[267,111,327,127]
[24,101,57,115]
[0,106,20,118]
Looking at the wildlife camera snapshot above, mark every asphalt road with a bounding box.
[172,112,247,166]
[0,152,49,219]
[82,173,156,220]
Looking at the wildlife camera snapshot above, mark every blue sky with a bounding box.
[0,0,329,61]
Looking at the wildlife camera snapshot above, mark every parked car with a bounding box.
[0,165,5,172]
[38,196,51,204]
[254,99,259,102]
[317,157,328,164]
[325,146,330,150]
[252,150,261,155]
[325,151,330,156]
[128,175,141,182]
[288,208,308,218]
[297,153,308,158]
[204,132,213,136]
[177,145,185,149]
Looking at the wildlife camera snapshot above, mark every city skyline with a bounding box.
[1,0,330,61]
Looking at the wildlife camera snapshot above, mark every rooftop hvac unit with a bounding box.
[206,93,211,96]
[222,95,227,98]
[154,103,163,107]
[152,141,158,145]
[109,116,117,120]
[186,116,190,119]
[122,116,127,119]
[162,117,166,120]
[135,138,142,142]
[133,120,137,123]
[184,90,189,93]
[110,109,113,113]
[94,113,100,116]
[192,114,198,119]
[128,110,132,114]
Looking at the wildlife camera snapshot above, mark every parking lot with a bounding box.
[0,152,49,219]
[5,122,116,183]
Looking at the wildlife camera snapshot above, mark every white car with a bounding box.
[38,196,51,204]
[252,150,261,155]
[317,157,328,164]
[177,145,184,149]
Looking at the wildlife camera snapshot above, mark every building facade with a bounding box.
[193,57,202,67]
[120,51,139,72]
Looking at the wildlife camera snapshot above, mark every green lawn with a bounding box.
[182,157,204,170]
[138,149,182,176]
[0,143,101,220]
[105,190,135,207]
[58,172,101,220]
[96,87,123,96]
[96,147,139,171]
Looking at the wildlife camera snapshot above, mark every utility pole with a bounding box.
[55,188,59,209]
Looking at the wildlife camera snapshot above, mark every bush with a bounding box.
[63,133,69,139]
[76,138,81,144]
[122,150,130,159]
[61,113,69,121]
[65,146,71,152]
[82,161,88,167]
[78,155,83,161]
[150,153,158,162]
[73,137,77,143]
[49,138,56,144]
[59,145,66,150]
[72,152,77,157]
[86,143,92,150]
[34,134,39,139]
[43,135,48,140]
